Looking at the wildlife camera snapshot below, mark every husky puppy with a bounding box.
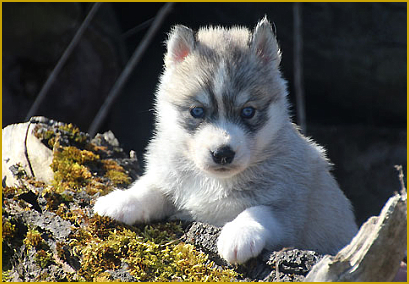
[94,18,358,264]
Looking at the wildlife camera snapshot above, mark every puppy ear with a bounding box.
[250,17,281,66]
[165,25,195,67]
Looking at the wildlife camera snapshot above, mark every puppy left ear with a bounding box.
[251,17,281,66]
[165,25,195,67]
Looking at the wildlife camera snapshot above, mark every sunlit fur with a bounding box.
[94,18,358,264]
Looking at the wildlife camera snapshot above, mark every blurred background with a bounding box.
[2,2,407,225]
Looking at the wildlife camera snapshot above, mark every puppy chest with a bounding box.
[180,193,249,226]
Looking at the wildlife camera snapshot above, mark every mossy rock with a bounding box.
[2,117,241,282]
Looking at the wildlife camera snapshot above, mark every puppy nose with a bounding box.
[211,146,235,165]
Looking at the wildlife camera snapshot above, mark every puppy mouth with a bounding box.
[212,167,232,173]
[205,165,242,178]
[213,166,233,172]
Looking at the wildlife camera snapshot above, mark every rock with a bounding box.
[263,249,323,281]
[91,130,142,180]
[105,263,139,282]
[2,117,142,281]
[3,195,73,281]
[182,222,221,257]
[182,221,323,281]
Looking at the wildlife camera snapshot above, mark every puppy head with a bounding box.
[156,18,289,178]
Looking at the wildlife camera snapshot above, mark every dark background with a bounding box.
[2,2,407,225]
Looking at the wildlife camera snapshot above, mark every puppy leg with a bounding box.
[93,175,174,225]
[217,205,284,264]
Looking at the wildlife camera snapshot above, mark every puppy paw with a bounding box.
[217,219,266,264]
[93,190,149,225]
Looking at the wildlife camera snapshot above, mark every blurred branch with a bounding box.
[293,2,307,134]
[25,3,102,121]
[121,17,154,39]
[88,2,174,137]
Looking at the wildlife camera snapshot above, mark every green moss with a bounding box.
[42,191,74,213]
[102,159,131,186]
[35,249,53,268]
[42,129,55,140]
[2,270,13,281]
[23,229,43,249]
[51,146,99,192]
[34,122,88,150]
[44,130,56,148]
[2,185,26,200]
[33,125,55,149]
[22,229,55,270]
[26,179,47,188]
[54,146,100,165]
[66,215,238,282]
[33,121,130,196]
[2,220,16,241]
[58,123,88,145]
[50,143,131,195]
[56,203,89,228]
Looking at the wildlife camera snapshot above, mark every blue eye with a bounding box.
[241,106,256,119]
[190,107,205,118]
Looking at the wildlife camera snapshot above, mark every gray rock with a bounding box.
[106,269,139,282]
[105,263,139,282]
[182,221,323,282]
[22,210,72,241]
[182,222,221,255]
[91,130,142,180]
[263,249,322,281]
[266,249,323,274]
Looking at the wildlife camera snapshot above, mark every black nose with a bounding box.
[211,146,235,165]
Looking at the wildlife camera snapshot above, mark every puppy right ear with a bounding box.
[251,17,281,67]
[165,25,195,67]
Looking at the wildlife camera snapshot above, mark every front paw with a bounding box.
[93,190,148,225]
[217,220,267,264]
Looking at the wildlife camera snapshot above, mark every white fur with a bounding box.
[94,18,358,264]
[217,205,283,263]
[189,121,251,178]
[255,102,288,156]
[213,62,228,117]
[94,176,175,225]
